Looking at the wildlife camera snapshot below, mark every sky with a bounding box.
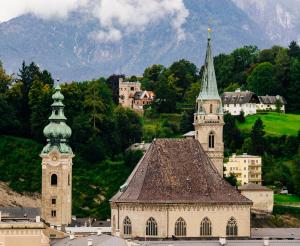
[0,0,189,42]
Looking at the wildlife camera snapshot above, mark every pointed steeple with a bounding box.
[41,84,72,154]
[198,28,220,100]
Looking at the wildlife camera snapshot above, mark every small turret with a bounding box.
[42,84,72,154]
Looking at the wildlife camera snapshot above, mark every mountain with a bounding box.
[0,0,270,81]
[232,0,300,45]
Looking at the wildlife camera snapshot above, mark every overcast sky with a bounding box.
[0,0,189,42]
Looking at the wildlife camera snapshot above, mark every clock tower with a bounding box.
[40,84,73,227]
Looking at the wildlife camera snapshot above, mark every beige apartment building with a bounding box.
[224,153,262,185]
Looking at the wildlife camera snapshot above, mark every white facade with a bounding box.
[256,103,285,113]
[223,103,256,116]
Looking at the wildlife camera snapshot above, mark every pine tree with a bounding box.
[288,41,300,60]
[250,118,265,155]
[288,58,300,113]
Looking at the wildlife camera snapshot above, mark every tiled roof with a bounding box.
[239,183,272,191]
[0,207,40,219]
[222,91,259,104]
[111,139,252,204]
[258,95,286,105]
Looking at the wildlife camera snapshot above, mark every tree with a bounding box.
[152,73,177,113]
[106,74,125,104]
[167,59,199,100]
[223,113,243,154]
[84,79,113,133]
[247,62,277,95]
[293,150,300,197]
[28,78,52,141]
[0,62,13,94]
[179,109,194,134]
[224,173,238,187]
[114,106,143,151]
[287,58,300,113]
[223,82,240,92]
[17,61,54,136]
[275,48,290,92]
[275,98,283,113]
[250,118,265,155]
[237,111,245,123]
[214,53,235,91]
[142,64,165,90]
[288,41,300,60]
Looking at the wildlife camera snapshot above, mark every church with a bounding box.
[110,31,252,239]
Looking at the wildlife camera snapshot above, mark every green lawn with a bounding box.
[237,112,300,136]
[274,194,300,205]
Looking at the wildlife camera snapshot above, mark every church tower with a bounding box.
[40,84,73,227]
[194,29,224,175]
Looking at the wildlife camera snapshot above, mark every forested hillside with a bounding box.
[0,40,300,218]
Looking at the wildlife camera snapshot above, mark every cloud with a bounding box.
[0,0,89,22]
[0,0,189,42]
[92,0,189,42]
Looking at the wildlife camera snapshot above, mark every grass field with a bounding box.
[237,112,300,136]
[274,194,300,205]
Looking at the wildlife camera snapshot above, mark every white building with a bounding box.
[257,95,286,113]
[222,89,259,116]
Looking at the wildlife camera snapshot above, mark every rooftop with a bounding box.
[239,183,272,191]
[111,139,251,205]
[0,207,40,220]
[222,91,259,104]
[52,234,127,246]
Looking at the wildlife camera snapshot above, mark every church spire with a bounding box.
[41,84,72,154]
[198,28,220,100]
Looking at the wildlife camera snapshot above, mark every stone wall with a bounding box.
[111,203,251,238]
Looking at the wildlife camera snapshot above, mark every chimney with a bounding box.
[219,237,226,245]
[36,216,41,223]
[70,234,75,240]
[263,237,269,246]
[88,239,93,246]
[97,228,102,236]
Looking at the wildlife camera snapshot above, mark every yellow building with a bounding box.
[224,153,262,185]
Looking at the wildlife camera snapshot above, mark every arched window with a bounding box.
[209,132,215,148]
[200,217,212,236]
[174,217,186,236]
[68,174,70,186]
[51,174,57,186]
[146,217,157,236]
[123,216,132,236]
[210,104,213,113]
[226,217,238,236]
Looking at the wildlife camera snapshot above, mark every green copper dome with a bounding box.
[41,84,72,154]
